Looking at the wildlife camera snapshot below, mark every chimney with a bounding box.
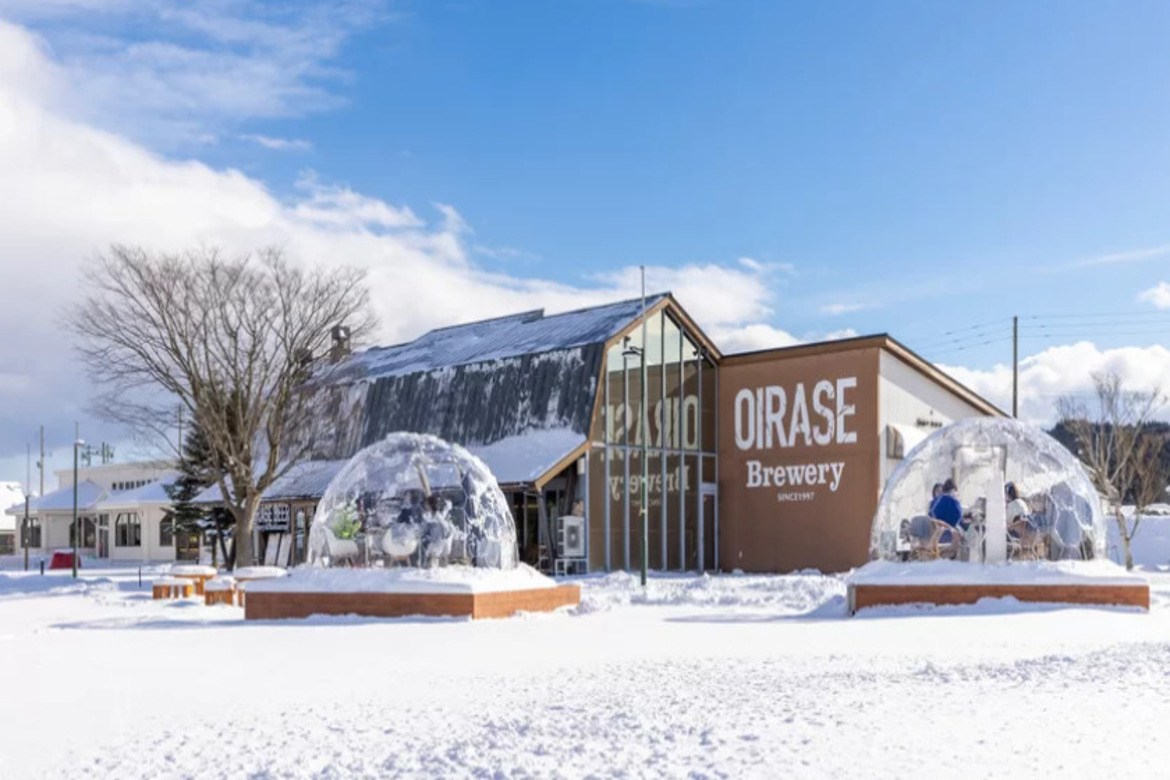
[329,324,352,362]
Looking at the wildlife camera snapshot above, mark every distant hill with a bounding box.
[1047,421,1170,504]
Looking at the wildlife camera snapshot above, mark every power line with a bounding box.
[1028,310,1170,321]
[1023,329,1170,340]
[912,325,1014,353]
[926,335,1013,358]
[900,316,1012,346]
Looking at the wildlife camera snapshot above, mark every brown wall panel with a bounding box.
[718,347,881,573]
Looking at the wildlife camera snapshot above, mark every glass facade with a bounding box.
[590,308,718,572]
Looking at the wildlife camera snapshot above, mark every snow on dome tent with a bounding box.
[847,417,1149,613]
[244,433,579,620]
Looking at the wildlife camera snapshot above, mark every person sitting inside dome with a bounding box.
[928,482,943,516]
[1005,482,1030,524]
[930,478,963,529]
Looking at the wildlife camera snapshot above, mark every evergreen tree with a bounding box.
[165,419,236,566]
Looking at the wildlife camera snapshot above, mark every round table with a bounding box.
[169,564,219,595]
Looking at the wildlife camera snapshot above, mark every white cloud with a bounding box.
[737,256,795,275]
[707,326,862,355]
[820,302,868,316]
[0,19,784,474]
[709,324,801,354]
[434,203,471,236]
[473,245,541,263]
[1072,244,1170,268]
[15,13,1165,487]
[1138,281,1170,309]
[591,262,777,337]
[940,342,1170,423]
[0,1,387,144]
[291,172,423,231]
[241,134,312,152]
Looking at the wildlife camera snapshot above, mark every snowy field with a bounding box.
[2,522,1170,779]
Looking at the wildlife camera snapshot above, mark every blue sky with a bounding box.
[230,0,1170,361]
[2,0,1170,484]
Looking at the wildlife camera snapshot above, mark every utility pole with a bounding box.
[24,443,30,571]
[39,425,44,499]
[72,424,83,579]
[1012,316,1019,419]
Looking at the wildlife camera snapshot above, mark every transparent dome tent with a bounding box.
[308,433,518,570]
[872,417,1106,564]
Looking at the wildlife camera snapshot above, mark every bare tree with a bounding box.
[70,245,375,568]
[1057,370,1169,570]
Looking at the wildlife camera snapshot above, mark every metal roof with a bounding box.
[261,460,348,501]
[192,460,349,505]
[338,294,666,381]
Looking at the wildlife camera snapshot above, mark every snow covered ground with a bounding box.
[2,527,1170,778]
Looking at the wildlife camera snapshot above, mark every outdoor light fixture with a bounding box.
[622,268,650,588]
[22,491,30,572]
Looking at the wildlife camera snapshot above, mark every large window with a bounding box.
[595,309,718,573]
[23,518,41,548]
[68,517,97,548]
[160,517,174,548]
[115,512,141,547]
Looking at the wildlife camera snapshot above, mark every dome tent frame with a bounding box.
[849,418,1149,613]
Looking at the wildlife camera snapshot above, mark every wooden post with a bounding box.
[537,493,552,573]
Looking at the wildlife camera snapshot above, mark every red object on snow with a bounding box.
[49,551,80,570]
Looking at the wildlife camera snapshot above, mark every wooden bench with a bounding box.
[170,565,219,595]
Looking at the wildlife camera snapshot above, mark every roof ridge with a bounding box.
[424,308,545,335]
[539,291,668,321]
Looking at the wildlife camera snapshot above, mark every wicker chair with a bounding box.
[1007,519,1046,560]
[909,516,963,561]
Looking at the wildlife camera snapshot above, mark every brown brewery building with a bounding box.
[312,294,1002,575]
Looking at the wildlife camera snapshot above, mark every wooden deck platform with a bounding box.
[848,582,1149,614]
[244,583,581,621]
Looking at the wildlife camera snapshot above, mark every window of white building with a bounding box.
[115,512,141,547]
[23,518,41,548]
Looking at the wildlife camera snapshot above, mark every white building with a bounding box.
[6,461,183,563]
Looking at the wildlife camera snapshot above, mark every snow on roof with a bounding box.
[465,428,586,485]
[96,473,180,509]
[193,460,347,505]
[192,481,226,506]
[192,429,584,509]
[262,460,348,501]
[12,480,108,514]
[339,294,666,381]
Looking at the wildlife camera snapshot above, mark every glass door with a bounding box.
[96,515,109,558]
[700,485,717,572]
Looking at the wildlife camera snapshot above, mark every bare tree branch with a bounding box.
[1057,370,1169,570]
[70,245,376,568]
